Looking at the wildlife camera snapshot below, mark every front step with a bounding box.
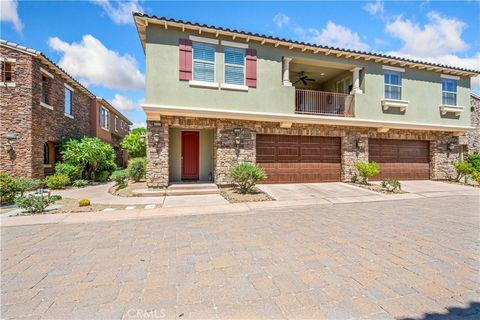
[166,183,220,196]
[167,183,217,190]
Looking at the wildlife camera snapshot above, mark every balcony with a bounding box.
[295,89,355,117]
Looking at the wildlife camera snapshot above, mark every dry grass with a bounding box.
[220,186,273,203]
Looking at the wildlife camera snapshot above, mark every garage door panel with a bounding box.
[257,134,341,183]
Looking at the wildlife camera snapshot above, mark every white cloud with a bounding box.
[385,12,468,57]
[363,0,384,17]
[273,13,290,29]
[308,22,369,51]
[111,94,143,111]
[131,121,146,129]
[91,0,143,24]
[0,0,23,33]
[48,34,145,91]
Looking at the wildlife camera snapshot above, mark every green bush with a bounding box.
[0,172,18,203]
[229,163,267,194]
[110,170,128,189]
[467,154,480,172]
[127,157,146,182]
[55,162,83,181]
[15,178,41,196]
[121,128,146,158]
[78,198,91,207]
[15,194,61,214]
[356,161,380,184]
[454,161,475,182]
[470,171,480,185]
[60,137,116,180]
[381,178,402,192]
[44,174,70,189]
[94,170,111,182]
[72,179,88,188]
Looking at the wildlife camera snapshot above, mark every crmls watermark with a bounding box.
[125,308,166,319]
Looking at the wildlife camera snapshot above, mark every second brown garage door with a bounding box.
[369,139,430,180]
[256,134,341,183]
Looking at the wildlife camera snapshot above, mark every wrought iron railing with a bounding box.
[295,89,355,117]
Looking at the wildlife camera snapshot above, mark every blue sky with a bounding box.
[1,0,479,127]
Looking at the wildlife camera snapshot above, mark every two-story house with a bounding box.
[0,40,132,179]
[133,13,479,187]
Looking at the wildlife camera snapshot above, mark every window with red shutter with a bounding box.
[179,39,193,80]
[245,49,257,88]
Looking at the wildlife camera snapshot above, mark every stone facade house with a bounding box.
[0,40,132,179]
[467,93,480,154]
[133,13,479,188]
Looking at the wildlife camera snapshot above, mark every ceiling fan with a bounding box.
[292,71,315,85]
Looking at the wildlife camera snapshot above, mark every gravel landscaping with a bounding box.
[109,181,147,197]
[220,186,273,203]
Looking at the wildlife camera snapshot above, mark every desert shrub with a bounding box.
[381,178,401,192]
[356,161,380,184]
[55,162,83,181]
[60,137,116,180]
[15,194,61,214]
[454,161,475,182]
[72,179,88,188]
[15,178,41,196]
[0,172,18,203]
[127,157,146,182]
[469,171,480,185]
[467,154,480,172]
[121,128,146,158]
[44,174,70,189]
[229,163,267,194]
[110,170,128,189]
[78,198,91,207]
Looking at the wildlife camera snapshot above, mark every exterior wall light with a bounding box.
[233,128,241,146]
[153,133,160,143]
[355,139,365,150]
[4,132,17,152]
[447,142,455,151]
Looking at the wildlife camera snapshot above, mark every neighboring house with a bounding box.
[0,40,132,179]
[467,93,480,154]
[91,97,132,168]
[133,13,479,187]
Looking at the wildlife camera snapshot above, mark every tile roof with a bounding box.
[133,12,479,75]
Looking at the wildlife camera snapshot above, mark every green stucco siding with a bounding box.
[169,128,214,181]
[145,25,472,127]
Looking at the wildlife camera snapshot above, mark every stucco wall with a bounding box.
[169,128,214,181]
[145,25,472,128]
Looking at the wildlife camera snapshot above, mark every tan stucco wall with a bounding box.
[169,128,214,181]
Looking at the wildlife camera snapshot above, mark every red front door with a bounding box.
[181,131,199,180]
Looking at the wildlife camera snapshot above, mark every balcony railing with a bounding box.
[295,89,355,117]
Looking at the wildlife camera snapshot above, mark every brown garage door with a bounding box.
[369,139,430,180]
[256,134,341,183]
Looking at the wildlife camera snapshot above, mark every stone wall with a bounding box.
[146,115,460,187]
[467,94,480,154]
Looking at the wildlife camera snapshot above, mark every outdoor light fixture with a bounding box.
[355,139,364,150]
[153,133,160,143]
[233,128,241,146]
[3,132,17,152]
[447,142,455,151]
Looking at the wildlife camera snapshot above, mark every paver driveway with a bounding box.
[1,195,479,319]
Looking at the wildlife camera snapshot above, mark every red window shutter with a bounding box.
[179,39,193,80]
[246,49,257,88]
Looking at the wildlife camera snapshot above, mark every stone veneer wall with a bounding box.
[1,45,92,178]
[467,95,480,154]
[146,115,461,187]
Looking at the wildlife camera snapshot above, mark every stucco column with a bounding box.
[282,57,292,86]
[350,67,363,94]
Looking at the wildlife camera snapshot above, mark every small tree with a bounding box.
[453,161,474,182]
[121,128,146,158]
[229,163,267,194]
[356,161,380,184]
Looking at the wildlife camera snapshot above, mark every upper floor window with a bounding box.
[224,47,245,85]
[100,107,109,130]
[115,117,119,132]
[1,61,13,82]
[442,78,457,106]
[384,70,402,100]
[192,42,215,82]
[64,86,73,115]
[41,75,49,104]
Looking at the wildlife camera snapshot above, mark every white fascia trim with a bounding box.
[64,113,74,119]
[221,40,248,49]
[220,83,248,91]
[142,104,474,132]
[64,83,74,92]
[189,35,219,45]
[382,65,405,73]
[189,80,219,88]
[441,74,460,80]
[40,101,53,110]
[40,67,54,79]
[0,57,16,62]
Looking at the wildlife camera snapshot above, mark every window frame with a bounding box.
[100,106,110,130]
[1,61,13,83]
[192,42,216,83]
[223,46,246,86]
[64,85,73,117]
[384,70,403,100]
[115,116,119,132]
[441,78,457,106]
